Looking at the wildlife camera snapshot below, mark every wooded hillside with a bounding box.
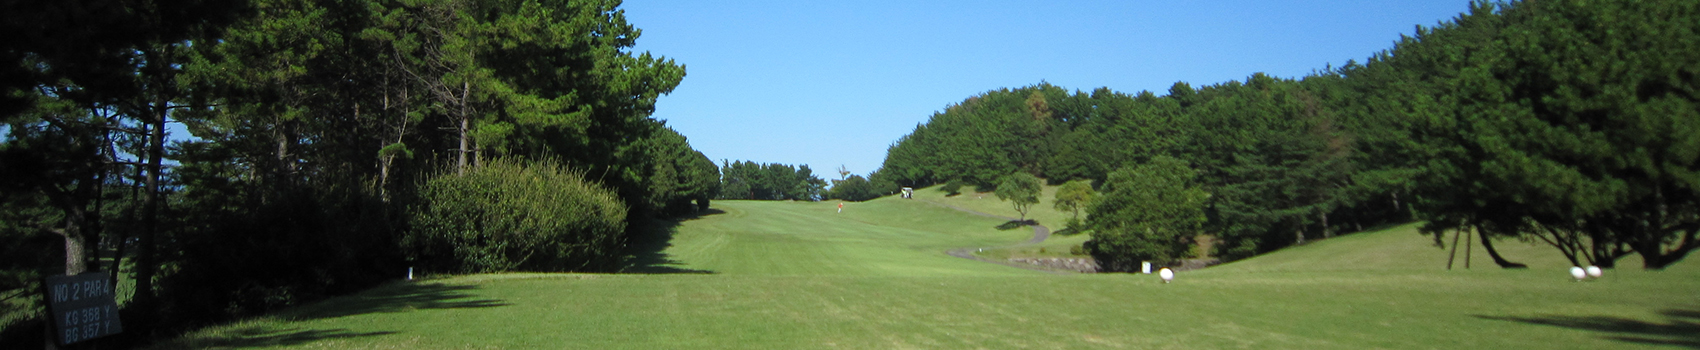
[878,0,1700,269]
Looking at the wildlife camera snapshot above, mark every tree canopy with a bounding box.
[1,0,717,340]
[995,172,1043,222]
[876,0,1700,269]
[1084,156,1209,271]
[1053,179,1096,228]
[718,160,828,201]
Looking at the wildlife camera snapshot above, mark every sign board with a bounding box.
[43,272,123,345]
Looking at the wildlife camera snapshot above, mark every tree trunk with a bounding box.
[133,67,169,316]
[379,84,408,201]
[107,225,129,285]
[1321,211,1332,239]
[1634,235,1694,270]
[275,120,297,188]
[380,154,394,189]
[109,132,147,288]
[1476,232,1527,268]
[1446,229,1462,269]
[1558,246,1583,267]
[1582,224,1619,268]
[456,82,470,175]
[1632,183,1693,270]
[60,214,87,275]
[1294,220,1306,245]
[86,175,104,274]
[1464,229,1472,268]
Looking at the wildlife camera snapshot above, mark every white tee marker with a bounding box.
[1586,266,1602,278]
[1569,266,1587,281]
[1159,268,1174,283]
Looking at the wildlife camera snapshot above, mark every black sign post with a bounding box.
[42,272,123,345]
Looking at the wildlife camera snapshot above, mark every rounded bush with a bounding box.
[404,158,627,273]
[941,180,964,195]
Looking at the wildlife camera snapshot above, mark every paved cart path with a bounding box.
[915,199,1070,273]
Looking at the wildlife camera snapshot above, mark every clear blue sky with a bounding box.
[621,0,1472,178]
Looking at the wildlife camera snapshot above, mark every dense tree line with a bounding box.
[1,0,716,344]
[878,79,1377,264]
[826,174,898,202]
[879,0,1699,269]
[717,160,827,201]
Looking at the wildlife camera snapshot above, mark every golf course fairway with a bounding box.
[153,197,1699,349]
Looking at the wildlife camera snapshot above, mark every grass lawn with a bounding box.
[966,233,1092,260]
[152,197,1699,349]
[625,198,1035,276]
[909,183,1077,230]
[906,184,1097,260]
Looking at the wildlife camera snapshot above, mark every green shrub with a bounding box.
[404,158,627,273]
[830,175,886,201]
[1084,156,1208,271]
[941,180,963,196]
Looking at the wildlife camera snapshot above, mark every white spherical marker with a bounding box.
[1569,266,1587,281]
[1158,268,1174,283]
[1586,266,1602,278]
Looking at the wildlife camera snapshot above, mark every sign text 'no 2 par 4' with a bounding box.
[44,272,123,345]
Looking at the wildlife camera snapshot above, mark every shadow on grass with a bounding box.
[619,208,720,274]
[279,282,508,321]
[1476,308,1700,348]
[996,220,1037,230]
[163,326,397,349]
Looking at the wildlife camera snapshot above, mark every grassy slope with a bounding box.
[1215,223,1581,272]
[646,198,1035,276]
[908,184,1095,259]
[909,183,1075,228]
[915,183,1581,264]
[152,198,1699,349]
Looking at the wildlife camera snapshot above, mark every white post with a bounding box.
[408,267,414,281]
[1141,261,1151,274]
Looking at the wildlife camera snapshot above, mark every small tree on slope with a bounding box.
[996,173,1043,222]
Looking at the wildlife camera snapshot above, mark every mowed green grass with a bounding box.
[908,184,1098,259]
[646,198,1035,276]
[152,198,1700,349]
[910,183,1076,229]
